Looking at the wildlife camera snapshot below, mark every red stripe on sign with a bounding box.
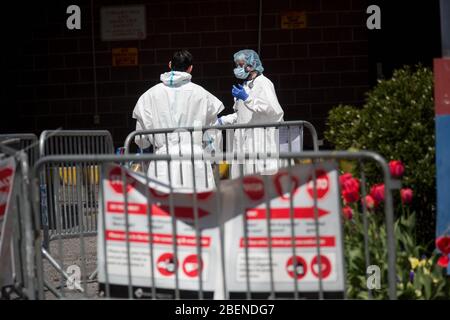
[106,201,209,219]
[105,230,211,247]
[107,201,147,214]
[152,205,210,219]
[239,236,335,248]
[245,207,329,220]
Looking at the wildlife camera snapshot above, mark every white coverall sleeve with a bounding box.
[216,98,238,125]
[218,112,238,125]
[205,91,225,125]
[243,80,284,120]
[132,96,152,149]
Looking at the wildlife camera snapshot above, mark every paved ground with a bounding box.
[43,236,99,299]
[42,184,100,299]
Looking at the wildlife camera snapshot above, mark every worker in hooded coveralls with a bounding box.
[132,50,225,191]
[216,49,284,178]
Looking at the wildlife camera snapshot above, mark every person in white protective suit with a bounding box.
[132,50,224,191]
[215,49,284,178]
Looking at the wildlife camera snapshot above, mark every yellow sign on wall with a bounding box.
[112,48,138,67]
[281,11,307,29]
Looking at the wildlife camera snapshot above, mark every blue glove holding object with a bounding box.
[232,84,249,101]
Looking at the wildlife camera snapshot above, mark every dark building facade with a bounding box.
[1,0,441,147]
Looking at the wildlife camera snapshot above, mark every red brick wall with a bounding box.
[8,0,369,147]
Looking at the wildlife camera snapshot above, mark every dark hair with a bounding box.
[171,50,193,71]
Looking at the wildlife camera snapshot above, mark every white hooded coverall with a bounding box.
[219,74,284,178]
[132,71,224,191]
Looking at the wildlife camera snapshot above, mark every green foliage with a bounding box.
[326,66,436,244]
[344,210,450,299]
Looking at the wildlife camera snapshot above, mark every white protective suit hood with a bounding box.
[160,71,192,87]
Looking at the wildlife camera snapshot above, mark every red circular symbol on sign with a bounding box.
[182,254,203,278]
[307,170,330,200]
[243,176,265,201]
[0,168,13,193]
[157,253,177,276]
[109,167,136,194]
[286,256,307,280]
[273,172,300,201]
[311,255,332,279]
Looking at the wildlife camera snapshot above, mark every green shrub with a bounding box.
[325,65,436,245]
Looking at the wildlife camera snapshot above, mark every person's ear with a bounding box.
[168,61,172,70]
[187,65,193,74]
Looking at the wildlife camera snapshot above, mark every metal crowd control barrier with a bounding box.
[38,130,114,246]
[124,120,319,153]
[32,151,396,300]
[123,121,319,187]
[0,142,42,300]
[0,133,39,167]
[36,130,115,297]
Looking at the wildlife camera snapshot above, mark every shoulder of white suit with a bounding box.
[188,82,214,97]
[257,74,273,85]
[248,74,273,89]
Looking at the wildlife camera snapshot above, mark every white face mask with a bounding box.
[233,66,250,79]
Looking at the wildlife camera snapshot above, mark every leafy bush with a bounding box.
[326,65,436,244]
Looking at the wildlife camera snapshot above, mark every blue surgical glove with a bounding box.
[232,84,249,101]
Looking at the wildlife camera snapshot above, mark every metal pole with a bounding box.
[90,0,99,123]
[435,0,450,275]
[257,0,263,55]
[440,0,450,57]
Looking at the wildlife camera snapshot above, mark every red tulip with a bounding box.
[343,177,360,193]
[370,184,385,203]
[343,190,359,203]
[339,173,353,187]
[437,255,449,268]
[362,194,377,210]
[341,177,360,203]
[400,188,413,204]
[389,160,405,178]
[436,236,450,255]
[342,206,353,220]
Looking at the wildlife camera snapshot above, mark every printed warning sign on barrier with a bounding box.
[0,157,16,233]
[0,156,17,289]
[223,162,345,293]
[97,161,344,296]
[97,164,220,294]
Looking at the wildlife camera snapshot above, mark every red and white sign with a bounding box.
[98,164,217,292]
[157,253,177,276]
[97,161,344,296]
[225,162,344,293]
[0,157,16,290]
[307,170,330,200]
[182,254,203,278]
[245,207,329,220]
[311,255,332,279]
[243,176,265,201]
[108,167,136,194]
[273,172,300,200]
[106,201,210,219]
[0,158,15,220]
[240,236,335,248]
[286,256,307,280]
